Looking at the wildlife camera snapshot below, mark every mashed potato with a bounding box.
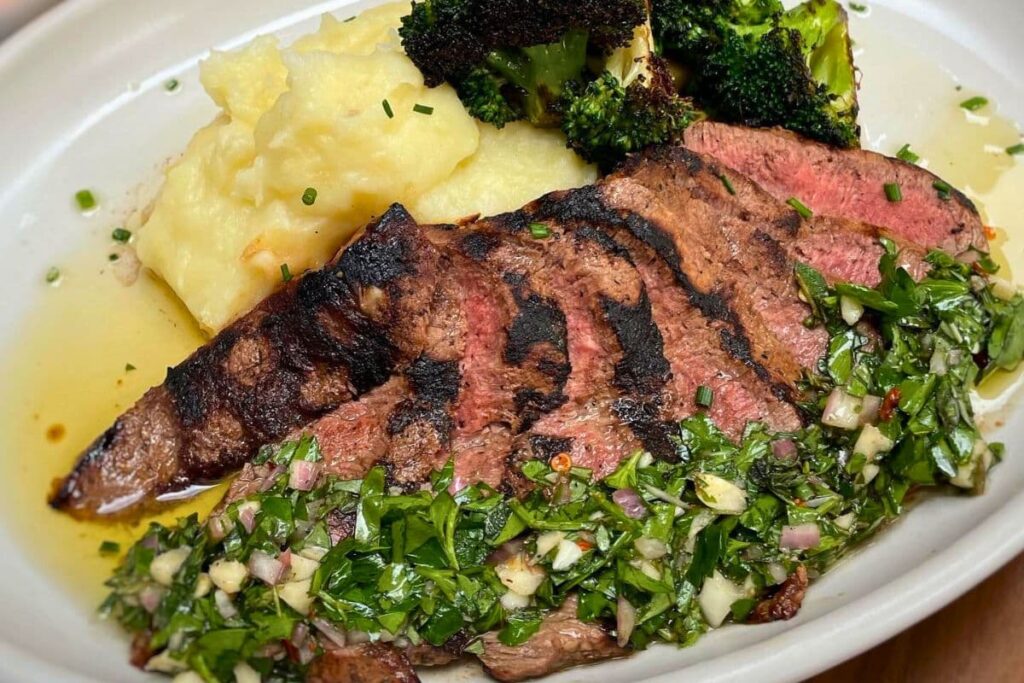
[136,3,596,333]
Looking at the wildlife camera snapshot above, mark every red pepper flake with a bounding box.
[550,452,572,474]
[576,539,594,552]
[879,387,902,422]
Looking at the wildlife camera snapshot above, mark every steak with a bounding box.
[53,141,980,525]
[477,597,628,682]
[306,643,420,683]
[684,121,988,256]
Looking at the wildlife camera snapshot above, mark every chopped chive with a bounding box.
[1007,143,1024,156]
[125,363,136,372]
[99,540,121,556]
[413,103,435,116]
[896,144,920,164]
[302,187,318,206]
[960,96,989,112]
[165,78,180,92]
[344,15,355,22]
[933,179,952,201]
[75,189,97,212]
[529,222,551,239]
[719,174,736,195]
[382,99,395,119]
[884,182,903,202]
[45,267,61,284]
[111,227,132,243]
[695,385,714,409]
[108,253,120,262]
[848,2,867,11]
[787,197,813,220]
[281,264,293,283]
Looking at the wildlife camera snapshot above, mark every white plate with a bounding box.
[0,1,1022,682]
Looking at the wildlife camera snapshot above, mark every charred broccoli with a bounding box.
[400,0,694,166]
[653,0,860,148]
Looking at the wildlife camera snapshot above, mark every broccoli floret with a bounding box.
[401,0,694,166]
[654,0,860,148]
[397,0,643,101]
[562,22,697,168]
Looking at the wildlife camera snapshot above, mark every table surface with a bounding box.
[810,553,1024,682]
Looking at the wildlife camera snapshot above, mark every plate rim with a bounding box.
[0,1,1022,681]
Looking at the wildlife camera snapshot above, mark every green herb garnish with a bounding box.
[530,222,552,239]
[302,187,318,206]
[281,264,293,283]
[45,267,61,285]
[933,179,953,201]
[112,228,132,243]
[695,385,714,409]
[787,197,813,220]
[884,182,903,202]
[896,144,919,164]
[413,103,435,115]
[382,99,395,119]
[1007,143,1024,156]
[75,189,97,212]
[719,174,736,195]
[99,541,121,556]
[960,96,989,112]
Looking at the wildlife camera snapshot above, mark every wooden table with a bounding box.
[810,553,1024,682]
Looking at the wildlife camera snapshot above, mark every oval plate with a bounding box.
[0,0,1021,681]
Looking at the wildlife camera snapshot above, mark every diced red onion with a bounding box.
[138,585,164,613]
[140,535,160,551]
[259,465,286,493]
[822,389,862,430]
[289,460,321,491]
[239,506,257,534]
[859,395,882,426]
[291,621,309,649]
[208,515,227,542]
[248,551,285,586]
[214,589,238,619]
[780,523,821,550]
[771,439,797,461]
[313,619,348,649]
[616,596,637,647]
[346,630,371,645]
[486,539,526,566]
[279,549,293,571]
[612,488,647,519]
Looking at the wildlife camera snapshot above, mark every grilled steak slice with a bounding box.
[477,597,628,682]
[747,565,809,624]
[684,122,988,256]
[607,153,830,377]
[307,643,420,683]
[50,206,443,519]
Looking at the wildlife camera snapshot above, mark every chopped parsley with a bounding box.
[45,267,61,285]
[848,2,867,11]
[75,189,97,212]
[1008,143,1024,156]
[102,242,1024,680]
[960,96,989,112]
[933,179,953,201]
[112,228,132,243]
[302,188,318,206]
[165,78,181,93]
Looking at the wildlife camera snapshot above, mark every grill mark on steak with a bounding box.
[685,121,988,255]
[612,149,829,380]
[50,205,442,519]
[529,184,790,401]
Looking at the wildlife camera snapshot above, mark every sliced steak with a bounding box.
[477,597,628,682]
[684,121,988,256]
[51,205,444,519]
[307,643,420,683]
[747,565,809,624]
[609,150,829,376]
